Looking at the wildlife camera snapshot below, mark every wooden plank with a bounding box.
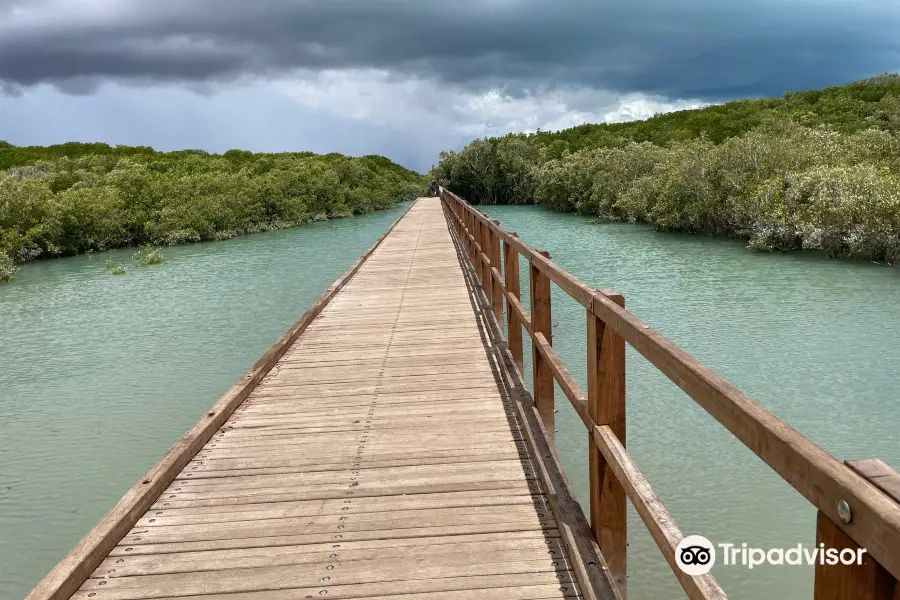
[76,559,570,598]
[117,508,554,545]
[847,460,900,504]
[149,482,543,511]
[189,442,527,462]
[72,571,579,600]
[110,524,561,558]
[25,199,421,600]
[96,538,569,577]
[137,493,548,526]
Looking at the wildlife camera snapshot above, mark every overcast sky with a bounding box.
[1,0,899,172]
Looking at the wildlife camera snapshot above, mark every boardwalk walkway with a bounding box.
[68,198,583,600]
[34,193,900,600]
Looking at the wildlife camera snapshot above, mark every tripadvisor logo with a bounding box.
[675,535,868,575]
[676,536,716,576]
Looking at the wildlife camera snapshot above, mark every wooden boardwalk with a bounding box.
[65,198,587,600]
[29,193,900,600]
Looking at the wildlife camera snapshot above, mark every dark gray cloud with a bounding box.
[1,0,898,101]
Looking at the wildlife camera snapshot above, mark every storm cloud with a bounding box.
[2,0,899,99]
[1,0,899,170]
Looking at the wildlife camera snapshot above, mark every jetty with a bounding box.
[27,195,900,600]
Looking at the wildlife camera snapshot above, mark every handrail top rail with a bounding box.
[440,186,900,583]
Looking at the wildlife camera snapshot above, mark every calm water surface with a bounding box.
[0,205,408,598]
[1,201,898,599]
[480,205,900,600]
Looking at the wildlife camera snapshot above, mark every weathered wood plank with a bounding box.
[72,572,580,600]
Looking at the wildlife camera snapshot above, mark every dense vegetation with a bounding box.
[432,73,900,264]
[0,143,423,281]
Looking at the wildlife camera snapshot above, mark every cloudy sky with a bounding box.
[1,0,899,172]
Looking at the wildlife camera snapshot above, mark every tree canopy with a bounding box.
[0,143,424,281]
[431,74,900,264]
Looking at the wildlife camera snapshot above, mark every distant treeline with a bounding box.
[0,143,424,281]
[432,73,900,264]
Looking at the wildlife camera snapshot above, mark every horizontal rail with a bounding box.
[491,266,534,334]
[534,332,589,429]
[592,425,726,600]
[441,187,900,596]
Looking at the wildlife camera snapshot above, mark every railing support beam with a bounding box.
[588,289,627,596]
[490,220,504,321]
[813,459,900,600]
[530,249,554,442]
[504,233,524,371]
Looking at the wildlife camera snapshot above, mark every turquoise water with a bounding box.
[479,204,900,599]
[0,205,408,599]
[1,200,897,599]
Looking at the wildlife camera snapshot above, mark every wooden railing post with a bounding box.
[813,459,900,600]
[490,220,503,321]
[530,250,554,442]
[480,216,491,294]
[503,234,524,371]
[588,289,627,596]
[472,216,484,286]
[466,208,481,264]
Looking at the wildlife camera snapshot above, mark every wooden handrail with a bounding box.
[440,187,900,599]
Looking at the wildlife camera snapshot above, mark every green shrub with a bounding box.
[431,75,900,263]
[0,146,425,272]
[133,247,164,266]
[0,251,17,282]
[105,259,126,275]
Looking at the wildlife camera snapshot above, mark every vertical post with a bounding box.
[813,459,900,600]
[814,513,896,600]
[480,216,490,294]
[503,234,523,371]
[466,209,474,262]
[474,217,483,286]
[490,220,503,321]
[530,250,554,442]
[587,289,627,596]
[471,211,476,265]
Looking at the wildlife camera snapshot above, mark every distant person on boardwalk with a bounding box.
[429,180,437,196]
